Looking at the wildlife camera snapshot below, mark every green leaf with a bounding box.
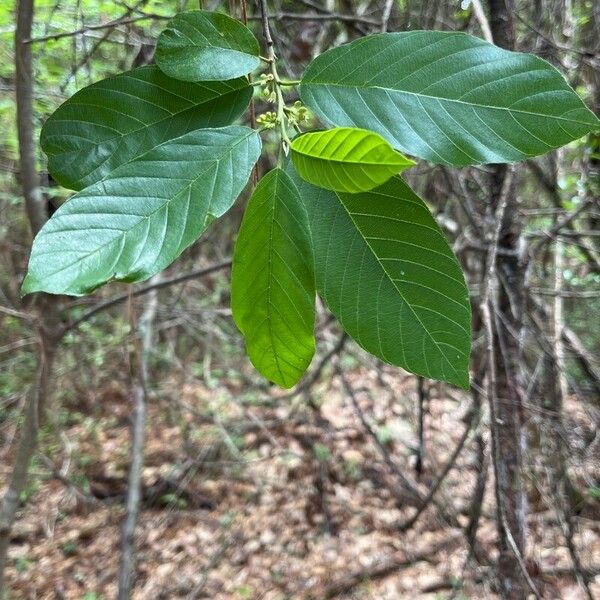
[156,10,261,82]
[290,127,415,193]
[287,165,471,388]
[23,126,261,297]
[300,31,600,166]
[41,66,252,190]
[231,168,316,388]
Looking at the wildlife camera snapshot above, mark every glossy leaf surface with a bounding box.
[231,169,316,388]
[291,127,415,193]
[23,127,261,296]
[288,165,471,388]
[41,66,252,190]
[156,10,261,82]
[300,31,600,166]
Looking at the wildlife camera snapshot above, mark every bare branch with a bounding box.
[65,260,232,333]
[26,13,168,44]
[470,0,494,43]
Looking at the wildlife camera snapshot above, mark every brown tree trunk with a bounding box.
[486,1,528,598]
[0,1,62,595]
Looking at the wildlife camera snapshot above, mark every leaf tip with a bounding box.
[274,377,298,390]
[454,370,471,390]
[20,273,41,298]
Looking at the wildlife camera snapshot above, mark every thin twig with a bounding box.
[381,0,395,32]
[38,454,100,506]
[117,279,157,598]
[250,11,379,26]
[0,305,33,321]
[398,404,478,531]
[65,260,231,333]
[415,377,426,476]
[26,8,380,46]
[26,13,167,43]
[503,516,543,600]
[470,0,494,43]
[337,366,461,528]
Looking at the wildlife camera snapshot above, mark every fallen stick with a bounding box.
[306,534,462,599]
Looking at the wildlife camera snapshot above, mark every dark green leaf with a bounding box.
[288,165,471,388]
[300,31,600,166]
[291,127,415,193]
[23,126,261,296]
[231,168,316,388]
[156,10,261,82]
[41,66,252,190]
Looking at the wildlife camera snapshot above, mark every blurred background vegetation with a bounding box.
[0,1,599,598]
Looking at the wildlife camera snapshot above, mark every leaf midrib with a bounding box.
[335,190,460,379]
[170,11,256,54]
[303,81,596,126]
[263,174,288,386]
[39,131,253,285]
[293,145,408,167]
[167,46,257,61]
[44,83,248,152]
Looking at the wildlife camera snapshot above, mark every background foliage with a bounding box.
[0,0,599,598]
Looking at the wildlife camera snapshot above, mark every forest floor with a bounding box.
[2,365,599,599]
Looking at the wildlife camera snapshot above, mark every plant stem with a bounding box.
[257,0,291,153]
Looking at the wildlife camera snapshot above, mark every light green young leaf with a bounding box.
[291,127,415,193]
[231,168,316,388]
[41,66,252,190]
[156,10,261,82]
[287,164,471,388]
[23,127,261,297]
[300,31,600,166]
